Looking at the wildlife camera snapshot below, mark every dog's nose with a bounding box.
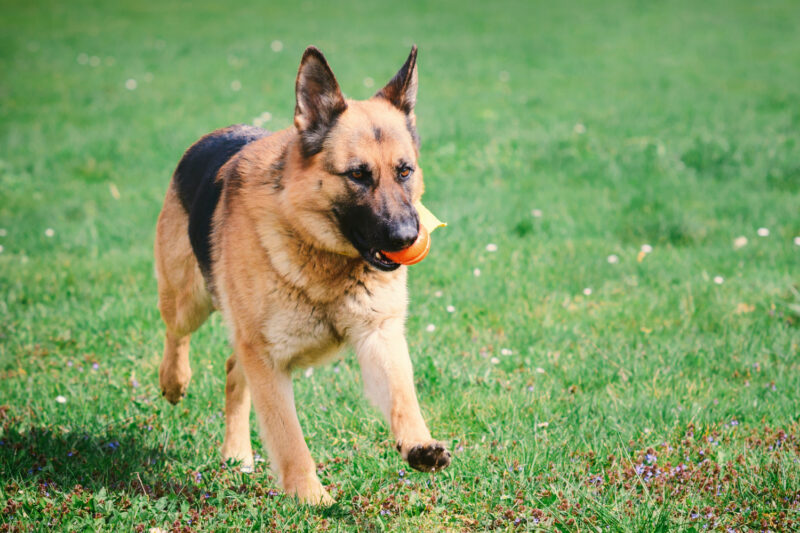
[386,217,419,250]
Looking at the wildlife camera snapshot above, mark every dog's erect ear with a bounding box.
[375,45,418,115]
[294,46,348,157]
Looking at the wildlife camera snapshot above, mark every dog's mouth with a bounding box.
[359,247,401,271]
[332,209,402,272]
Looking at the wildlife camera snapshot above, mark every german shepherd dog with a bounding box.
[154,46,451,504]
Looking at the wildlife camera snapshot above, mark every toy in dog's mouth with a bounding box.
[380,224,431,266]
[377,202,444,269]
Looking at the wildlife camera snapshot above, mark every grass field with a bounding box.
[2,0,800,530]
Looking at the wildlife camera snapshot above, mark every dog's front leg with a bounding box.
[354,322,451,472]
[237,339,333,505]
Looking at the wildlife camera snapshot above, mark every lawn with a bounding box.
[1,0,799,530]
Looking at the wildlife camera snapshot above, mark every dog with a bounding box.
[154,45,451,504]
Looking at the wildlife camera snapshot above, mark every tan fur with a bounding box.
[154,48,449,505]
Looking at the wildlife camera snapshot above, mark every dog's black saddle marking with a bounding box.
[173,124,270,280]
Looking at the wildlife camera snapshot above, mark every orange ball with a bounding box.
[382,224,431,265]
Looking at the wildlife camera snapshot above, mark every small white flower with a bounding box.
[573,122,586,134]
[270,40,283,52]
[55,395,67,404]
[733,236,748,249]
[253,117,264,127]
[490,357,500,365]
[304,367,313,378]
[498,71,510,82]
[44,228,55,237]
[260,111,272,122]
[607,254,619,264]
[535,367,546,374]
[446,305,455,313]
[77,53,88,64]
[473,268,481,277]
[486,243,498,252]
[363,77,374,88]
[148,528,168,533]
[757,227,769,237]
[434,290,443,298]
[582,287,592,296]
[425,324,436,332]
[230,80,241,91]
[109,183,121,200]
[531,209,543,218]
[500,348,512,356]
[125,78,137,90]
[0,228,6,236]
[713,276,724,285]
[794,236,800,246]
[641,244,653,254]
[89,56,101,67]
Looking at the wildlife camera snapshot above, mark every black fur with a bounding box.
[173,124,270,279]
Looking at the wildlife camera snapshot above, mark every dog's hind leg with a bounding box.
[220,353,253,470]
[154,185,213,404]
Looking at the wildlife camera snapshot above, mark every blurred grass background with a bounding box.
[1,0,799,530]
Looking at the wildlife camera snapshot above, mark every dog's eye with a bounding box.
[397,166,413,180]
[346,168,371,183]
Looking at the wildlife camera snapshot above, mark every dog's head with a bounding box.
[285,46,424,271]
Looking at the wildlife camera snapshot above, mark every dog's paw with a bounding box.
[159,362,191,404]
[221,445,254,473]
[285,475,335,506]
[406,441,451,473]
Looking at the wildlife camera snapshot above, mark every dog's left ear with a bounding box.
[294,46,348,157]
[375,45,418,115]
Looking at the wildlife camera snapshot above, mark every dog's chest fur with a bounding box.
[261,247,407,369]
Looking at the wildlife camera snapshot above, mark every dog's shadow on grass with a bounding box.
[0,421,191,498]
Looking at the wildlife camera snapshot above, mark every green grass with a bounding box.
[2,0,800,530]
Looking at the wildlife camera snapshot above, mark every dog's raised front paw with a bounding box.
[406,441,451,473]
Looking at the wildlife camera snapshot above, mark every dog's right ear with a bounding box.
[294,46,348,158]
